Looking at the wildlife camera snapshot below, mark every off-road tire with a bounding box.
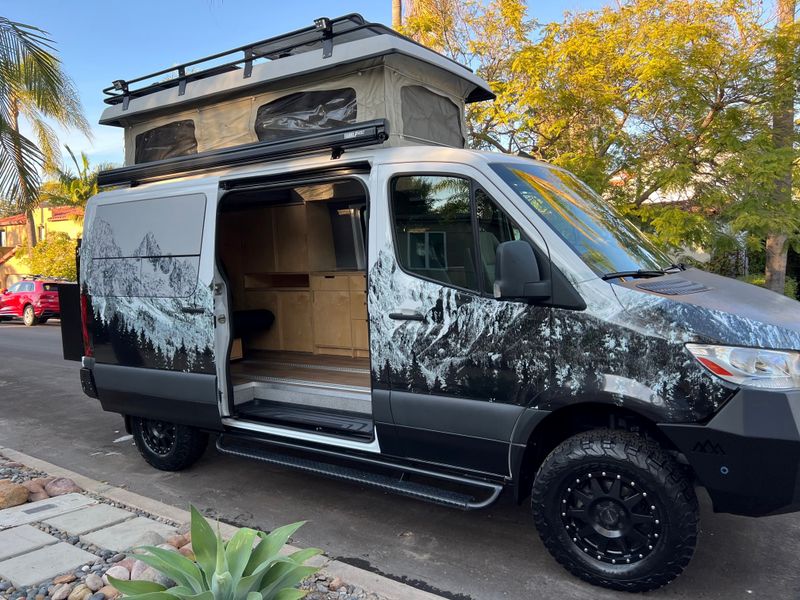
[22,305,37,326]
[532,429,698,592]
[131,417,208,471]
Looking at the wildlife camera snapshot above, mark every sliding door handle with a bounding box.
[181,307,206,315]
[389,310,425,322]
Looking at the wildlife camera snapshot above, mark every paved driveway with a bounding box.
[0,323,798,599]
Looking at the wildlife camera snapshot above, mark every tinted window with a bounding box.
[491,162,669,276]
[135,120,197,164]
[391,175,479,292]
[401,86,463,147]
[255,88,357,142]
[86,194,206,298]
[43,283,57,292]
[475,189,523,291]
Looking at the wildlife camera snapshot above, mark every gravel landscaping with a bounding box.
[0,454,386,600]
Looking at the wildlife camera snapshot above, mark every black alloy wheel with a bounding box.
[532,429,698,592]
[559,470,662,565]
[140,419,177,456]
[130,416,208,471]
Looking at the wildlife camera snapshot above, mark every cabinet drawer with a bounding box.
[311,274,349,291]
[348,274,366,291]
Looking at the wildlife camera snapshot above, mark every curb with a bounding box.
[0,446,446,600]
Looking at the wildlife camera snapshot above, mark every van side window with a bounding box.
[87,194,206,298]
[135,120,197,164]
[254,88,357,142]
[391,175,480,292]
[475,188,523,290]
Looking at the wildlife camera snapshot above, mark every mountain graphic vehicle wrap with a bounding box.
[81,218,214,373]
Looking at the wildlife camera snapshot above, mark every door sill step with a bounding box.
[216,434,503,510]
[236,399,373,440]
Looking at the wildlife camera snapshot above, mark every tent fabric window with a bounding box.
[134,120,198,164]
[254,88,357,142]
[401,86,463,147]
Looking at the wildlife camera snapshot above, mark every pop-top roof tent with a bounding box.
[99,14,494,182]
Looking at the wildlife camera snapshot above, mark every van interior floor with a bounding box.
[231,351,373,435]
[231,350,370,388]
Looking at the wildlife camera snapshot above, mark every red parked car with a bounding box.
[0,278,61,326]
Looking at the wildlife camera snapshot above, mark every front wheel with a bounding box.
[532,430,698,592]
[130,417,208,471]
[22,305,37,326]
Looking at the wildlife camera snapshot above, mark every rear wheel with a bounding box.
[130,417,208,471]
[22,305,37,326]
[531,429,698,592]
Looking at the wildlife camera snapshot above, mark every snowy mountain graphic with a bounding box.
[82,219,213,373]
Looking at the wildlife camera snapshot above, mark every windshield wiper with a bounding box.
[601,269,666,281]
[661,262,686,272]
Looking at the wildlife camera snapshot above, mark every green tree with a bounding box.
[404,0,800,294]
[27,231,77,280]
[764,0,796,292]
[0,16,89,248]
[41,146,112,211]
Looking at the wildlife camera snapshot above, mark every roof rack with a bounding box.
[103,14,475,110]
[97,118,389,188]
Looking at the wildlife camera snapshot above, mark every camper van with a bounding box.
[60,14,800,592]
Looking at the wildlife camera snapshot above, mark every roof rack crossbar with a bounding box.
[96,118,389,188]
[102,14,475,108]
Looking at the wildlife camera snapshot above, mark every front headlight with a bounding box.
[686,343,800,390]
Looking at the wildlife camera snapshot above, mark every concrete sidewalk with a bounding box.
[0,446,445,600]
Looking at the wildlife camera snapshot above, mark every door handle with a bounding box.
[389,310,425,322]
[181,307,205,315]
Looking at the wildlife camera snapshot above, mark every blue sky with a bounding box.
[3,0,608,168]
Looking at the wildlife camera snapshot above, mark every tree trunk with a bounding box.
[765,0,795,293]
[766,232,789,292]
[392,0,403,29]
[9,97,36,249]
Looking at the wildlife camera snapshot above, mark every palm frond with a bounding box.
[0,118,43,208]
[0,18,60,121]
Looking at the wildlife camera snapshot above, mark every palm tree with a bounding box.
[41,145,112,211]
[392,0,403,29]
[0,16,90,248]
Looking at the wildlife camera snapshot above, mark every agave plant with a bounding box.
[108,506,320,600]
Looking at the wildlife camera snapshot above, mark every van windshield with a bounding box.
[490,162,669,276]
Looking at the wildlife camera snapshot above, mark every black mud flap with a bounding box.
[58,283,83,361]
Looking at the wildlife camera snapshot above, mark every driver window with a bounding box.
[391,175,480,293]
[7,282,21,293]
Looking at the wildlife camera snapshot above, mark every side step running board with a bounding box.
[216,435,503,510]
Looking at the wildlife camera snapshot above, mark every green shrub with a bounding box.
[109,506,320,600]
[27,232,77,280]
[739,274,798,299]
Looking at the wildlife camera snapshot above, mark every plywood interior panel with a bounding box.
[279,291,314,352]
[273,204,308,273]
[220,188,369,362]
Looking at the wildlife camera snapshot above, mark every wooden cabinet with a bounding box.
[309,272,367,356]
[280,292,313,352]
[312,290,352,348]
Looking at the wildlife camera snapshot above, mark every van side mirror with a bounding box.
[494,240,550,300]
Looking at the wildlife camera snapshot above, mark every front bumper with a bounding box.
[660,388,800,517]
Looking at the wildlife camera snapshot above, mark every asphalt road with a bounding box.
[1,323,799,600]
